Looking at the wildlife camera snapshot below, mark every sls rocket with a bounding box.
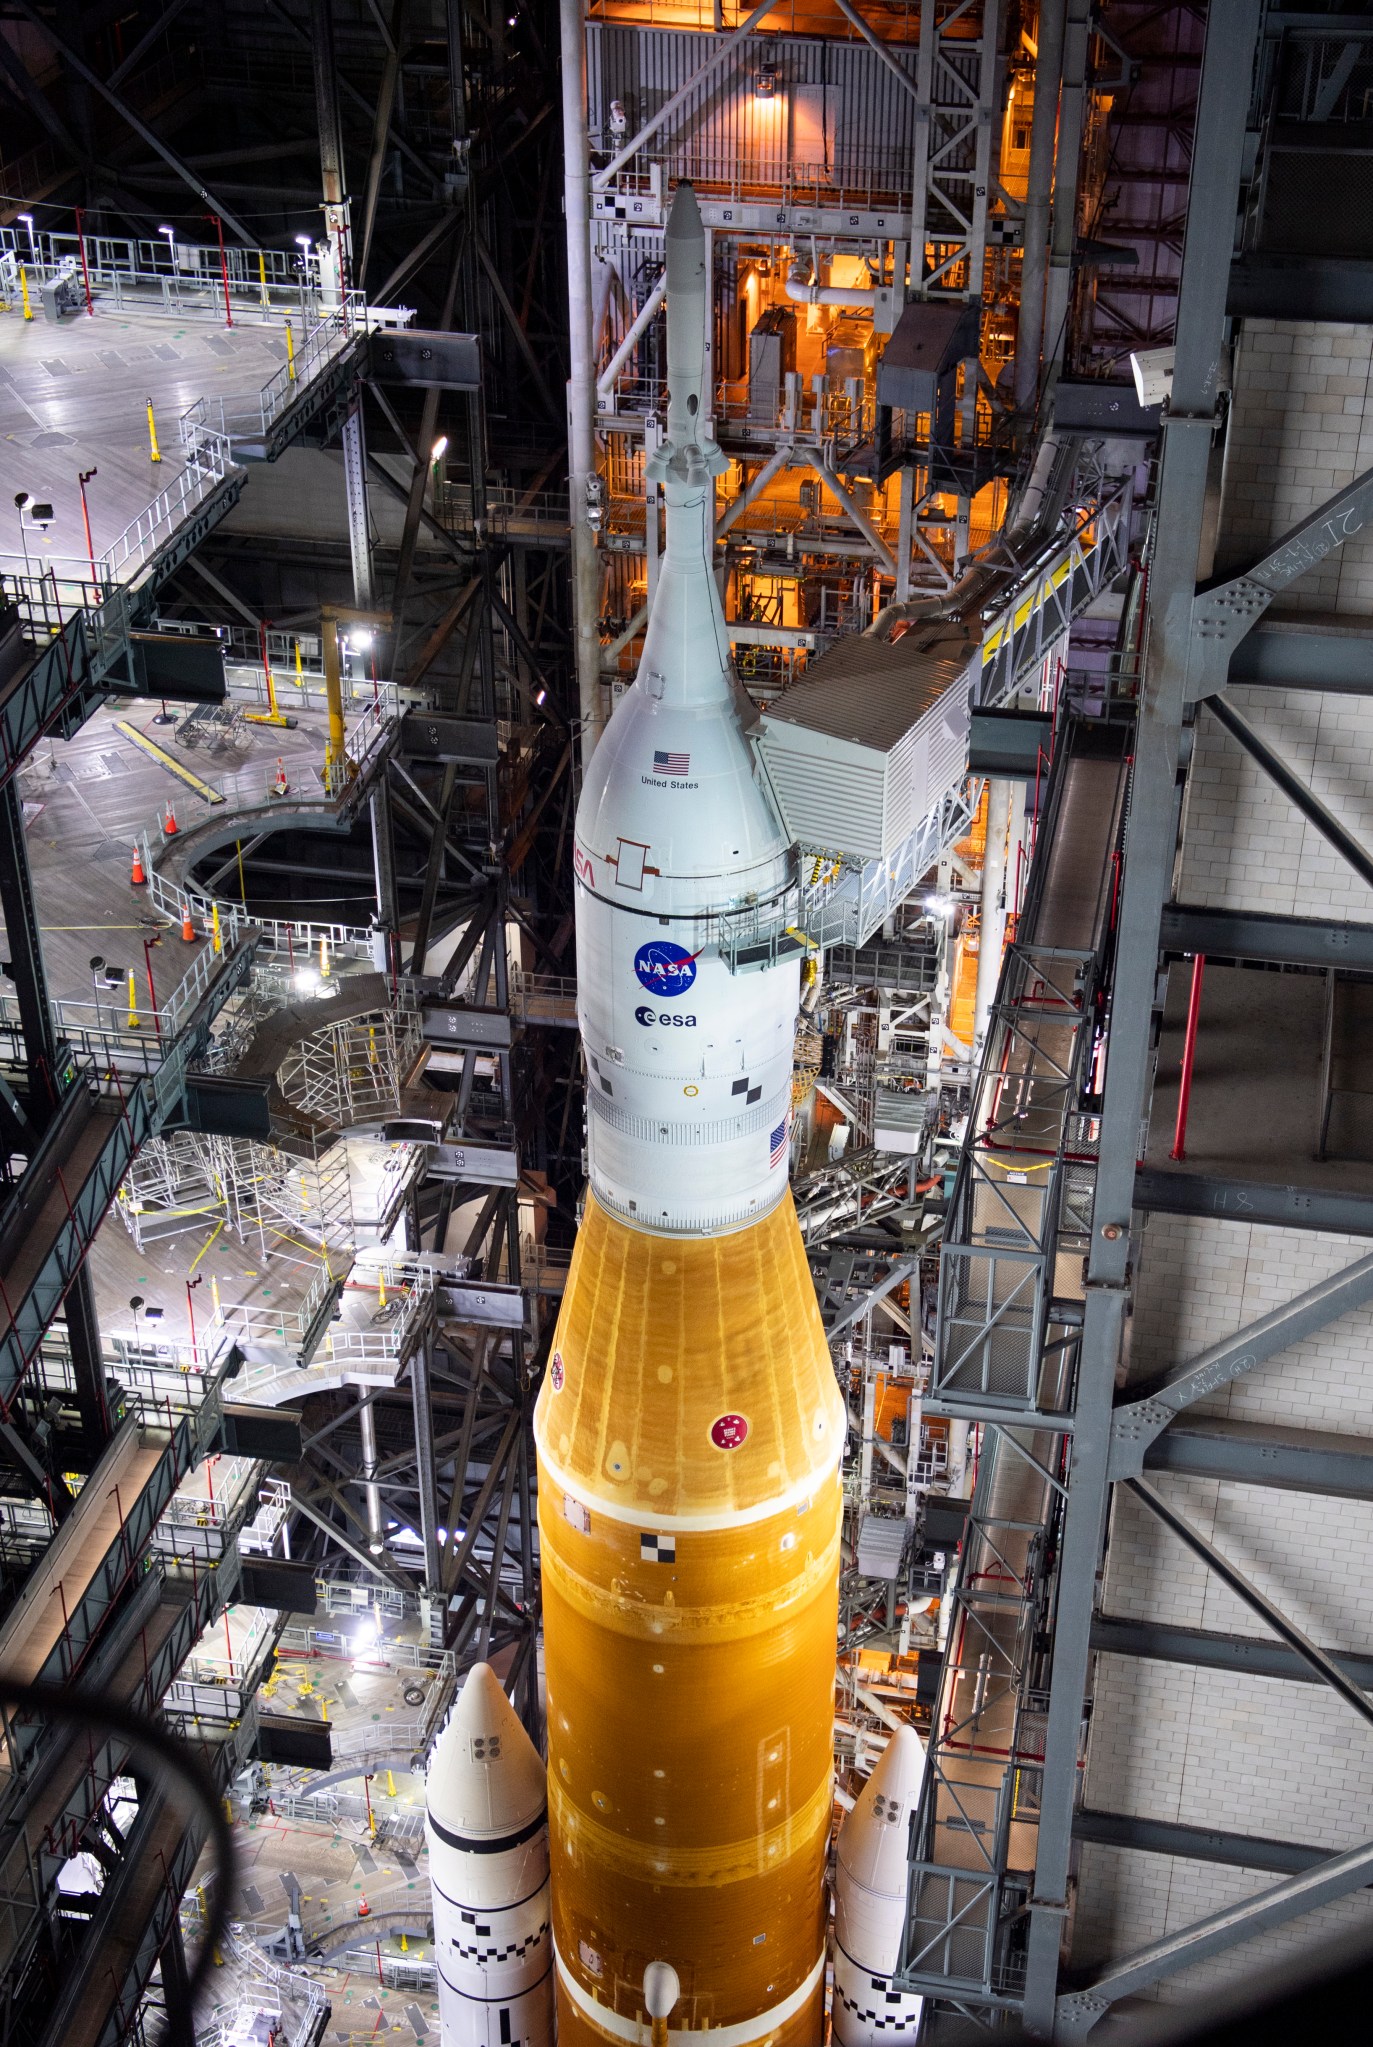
[831,1727,926,2046]
[426,1661,555,2047]
[532,184,847,2047]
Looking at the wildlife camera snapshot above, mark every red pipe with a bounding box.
[1170,954,1206,1161]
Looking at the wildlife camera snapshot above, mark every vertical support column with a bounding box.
[343,393,374,609]
[0,777,64,1125]
[310,0,351,297]
[358,1395,384,1555]
[1039,0,1091,379]
[64,1264,112,1455]
[412,1334,442,1594]
[973,778,1011,1053]
[560,0,603,768]
[894,465,914,602]
[1013,0,1065,412]
[1018,4,1260,2030]
[370,775,399,964]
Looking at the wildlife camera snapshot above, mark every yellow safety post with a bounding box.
[18,266,32,320]
[320,930,330,979]
[210,1273,221,1318]
[294,637,304,688]
[126,969,139,1030]
[257,249,269,309]
[400,1931,408,1954]
[146,396,162,464]
[285,317,296,383]
[385,1769,396,1797]
[377,1271,387,1312]
[210,901,223,955]
[320,604,390,790]
[320,613,346,788]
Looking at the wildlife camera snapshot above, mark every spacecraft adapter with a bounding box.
[831,1726,926,2046]
[533,183,846,2047]
[426,1661,555,2047]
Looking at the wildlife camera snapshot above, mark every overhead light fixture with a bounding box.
[295,233,312,251]
[430,435,449,462]
[755,61,778,98]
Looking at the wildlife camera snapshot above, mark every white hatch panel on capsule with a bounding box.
[832,1724,926,2047]
[425,1663,554,2047]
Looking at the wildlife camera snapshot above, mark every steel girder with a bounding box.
[1109,1249,1373,1476]
[1054,1841,1373,2035]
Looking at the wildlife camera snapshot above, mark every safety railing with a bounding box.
[508,969,578,1023]
[601,148,915,218]
[142,851,377,965]
[0,410,236,636]
[0,918,260,1079]
[252,290,370,435]
[211,1260,344,1367]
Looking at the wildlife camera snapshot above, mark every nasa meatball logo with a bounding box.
[633,939,697,996]
[709,1412,749,1451]
[550,1352,565,1393]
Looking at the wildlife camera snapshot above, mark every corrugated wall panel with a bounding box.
[757,734,888,858]
[588,25,917,197]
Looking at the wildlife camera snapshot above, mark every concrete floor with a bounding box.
[198,1623,448,2046]
[0,303,287,576]
[14,692,351,1014]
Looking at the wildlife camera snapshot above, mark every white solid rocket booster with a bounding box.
[832,1726,926,2045]
[425,1662,554,2047]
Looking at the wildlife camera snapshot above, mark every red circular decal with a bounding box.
[710,1413,749,1451]
[550,1353,565,1392]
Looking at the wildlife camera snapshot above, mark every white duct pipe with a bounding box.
[784,269,877,310]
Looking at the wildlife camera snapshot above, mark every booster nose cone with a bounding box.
[427,1659,546,1842]
[831,1726,926,2046]
[426,1663,554,2047]
[837,1723,925,1902]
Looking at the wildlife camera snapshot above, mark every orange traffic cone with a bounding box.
[131,843,146,887]
[273,757,289,798]
[357,1895,370,1918]
[181,903,196,942]
[164,801,178,835]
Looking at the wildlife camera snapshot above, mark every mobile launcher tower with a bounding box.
[532,184,847,2047]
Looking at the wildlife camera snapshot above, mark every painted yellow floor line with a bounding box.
[114,720,225,804]
[188,1218,224,1273]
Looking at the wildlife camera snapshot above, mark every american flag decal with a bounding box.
[653,750,691,776]
[770,1118,789,1167]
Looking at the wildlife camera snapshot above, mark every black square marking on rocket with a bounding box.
[732,1078,749,1095]
[600,1075,614,1094]
[746,1085,762,1104]
[499,2011,512,2045]
[640,1531,676,1563]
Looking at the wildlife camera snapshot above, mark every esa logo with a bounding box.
[635,1004,697,1028]
[633,939,697,996]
